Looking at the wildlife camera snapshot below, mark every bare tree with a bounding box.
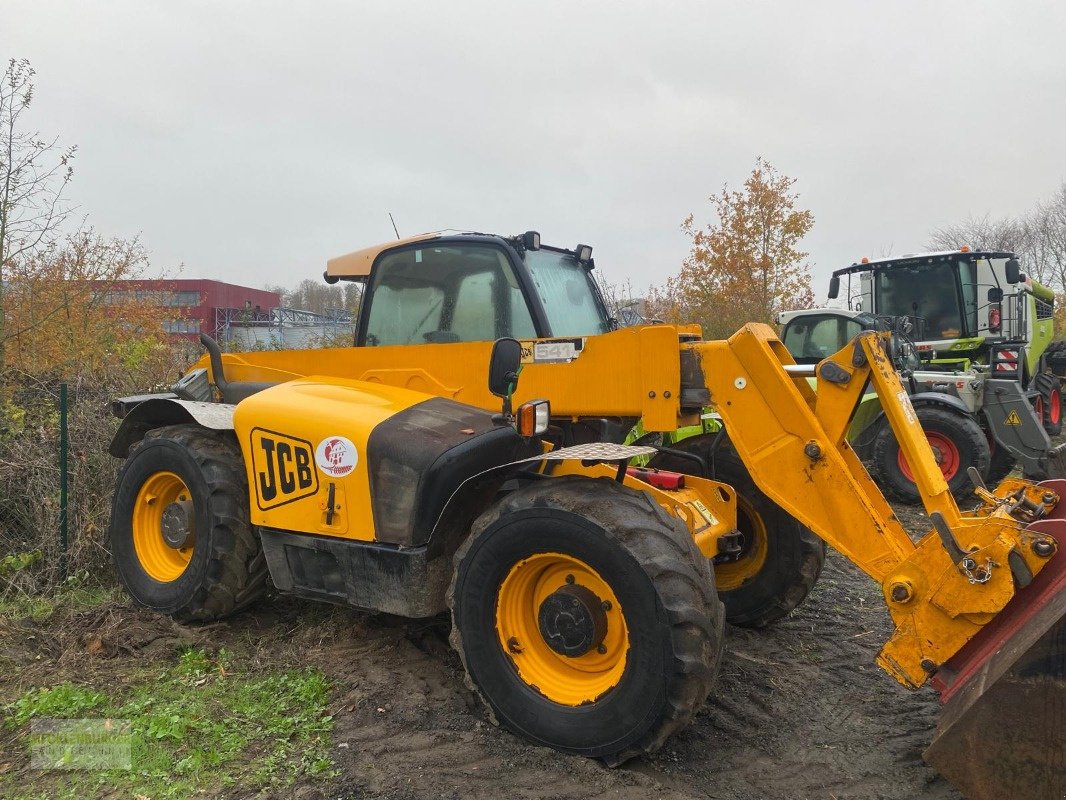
[1026,182,1066,291]
[927,186,1066,294]
[927,209,1065,288]
[0,58,76,373]
[927,213,1027,253]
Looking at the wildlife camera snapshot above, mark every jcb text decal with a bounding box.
[250,428,319,510]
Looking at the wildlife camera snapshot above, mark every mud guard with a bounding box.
[425,443,661,559]
[109,397,236,458]
[925,478,1066,800]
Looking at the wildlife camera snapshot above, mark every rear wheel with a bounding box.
[647,433,826,628]
[871,406,989,504]
[1033,373,1063,436]
[109,425,268,621]
[449,476,723,764]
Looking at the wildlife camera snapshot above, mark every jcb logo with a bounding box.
[250,428,318,510]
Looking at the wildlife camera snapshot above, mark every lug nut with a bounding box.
[602,600,612,611]
[596,644,607,655]
[1033,539,1056,558]
[565,574,575,584]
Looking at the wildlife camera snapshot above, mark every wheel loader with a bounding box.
[108,231,1066,799]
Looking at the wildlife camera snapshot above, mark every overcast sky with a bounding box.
[8,1,1066,300]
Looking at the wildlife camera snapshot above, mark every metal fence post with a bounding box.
[59,382,69,579]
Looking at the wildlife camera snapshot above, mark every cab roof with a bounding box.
[832,249,1015,278]
[326,232,448,279]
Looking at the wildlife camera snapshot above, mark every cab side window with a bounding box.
[782,315,862,364]
[364,244,537,345]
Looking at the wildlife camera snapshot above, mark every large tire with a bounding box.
[985,443,1017,486]
[449,476,724,764]
[871,406,990,504]
[109,424,268,621]
[647,433,826,628]
[1033,372,1063,436]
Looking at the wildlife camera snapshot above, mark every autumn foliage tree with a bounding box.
[0,59,178,593]
[3,231,173,382]
[658,158,815,339]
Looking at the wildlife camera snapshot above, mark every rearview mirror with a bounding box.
[1005,259,1022,284]
[828,275,840,300]
[488,338,522,398]
[987,287,1004,302]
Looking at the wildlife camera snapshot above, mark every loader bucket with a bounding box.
[925,479,1066,799]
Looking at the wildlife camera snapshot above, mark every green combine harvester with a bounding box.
[777,248,1066,501]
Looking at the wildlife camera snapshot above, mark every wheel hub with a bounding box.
[538,583,608,657]
[160,500,195,549]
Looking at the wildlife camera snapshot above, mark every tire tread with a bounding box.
[447,475,725,764]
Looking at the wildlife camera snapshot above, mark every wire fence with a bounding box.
[0,373,122,596]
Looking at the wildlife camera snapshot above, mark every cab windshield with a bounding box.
[874,260,969,340]
[524,250,611,337]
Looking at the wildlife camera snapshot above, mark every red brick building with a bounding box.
[100,279,281,341]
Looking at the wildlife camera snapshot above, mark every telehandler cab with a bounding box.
[109,232,1065,798]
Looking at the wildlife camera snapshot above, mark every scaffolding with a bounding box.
[215,306,355,350]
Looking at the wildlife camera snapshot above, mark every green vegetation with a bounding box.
[1,647,337,799]
[0,581,121,621]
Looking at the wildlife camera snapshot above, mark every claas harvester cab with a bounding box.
[109,231,1066,798]
[829,248,1065,429]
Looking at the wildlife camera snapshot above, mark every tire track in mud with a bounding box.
[290,540,962,800]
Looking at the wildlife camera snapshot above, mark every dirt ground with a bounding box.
[1,503,963,800]
[306,513,961,800]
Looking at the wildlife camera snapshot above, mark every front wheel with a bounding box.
[449,476,724,764]
[647,433,826,628]
[871,406,990,504]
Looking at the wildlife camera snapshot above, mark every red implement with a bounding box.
[625,467,685,490]
[925,480,1066,800]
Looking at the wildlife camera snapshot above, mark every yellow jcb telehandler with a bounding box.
[108,231,1065,798]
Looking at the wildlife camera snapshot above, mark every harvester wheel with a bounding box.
[109,424,268,621]
[1034,372,1063,436]
[985,443,1017,486]
[647,433,826,628]
[872,406,990,504]
[448,476,724,764]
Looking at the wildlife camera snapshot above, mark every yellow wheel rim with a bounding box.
[132,471,195,582]
[495,552,628,706]
[714,494,769,591]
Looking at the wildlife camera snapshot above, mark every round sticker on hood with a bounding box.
[315,436,358,477]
